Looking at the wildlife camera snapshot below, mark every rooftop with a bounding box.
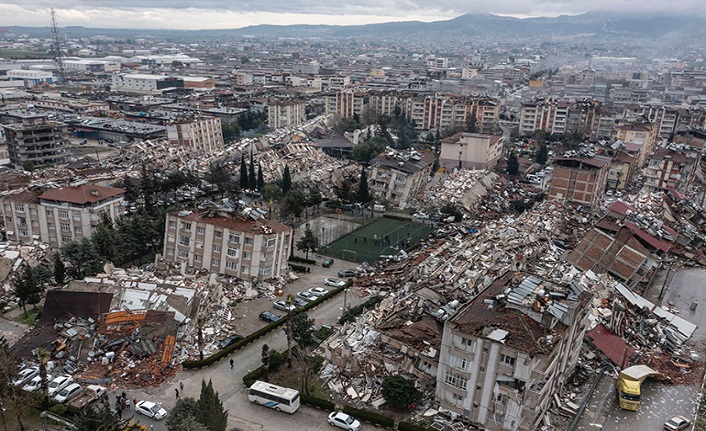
[39,184,125,205]
[174,211,292,235]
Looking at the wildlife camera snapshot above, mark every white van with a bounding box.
[55,382,83,403]
[373,204,385,213]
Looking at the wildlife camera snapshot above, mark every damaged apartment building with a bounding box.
[436,271,593,431]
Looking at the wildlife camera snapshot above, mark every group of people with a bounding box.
[115,391,136,419]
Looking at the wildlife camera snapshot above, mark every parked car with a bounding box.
[13,366,39,386]
[54,383,83,403]
[308,287,329,297]
[328,411,361,431]
[664,416,691,431]
[297,291,317,302]
[22,375,47,392]
[136,400,168,420]
[337,269,358,278]
[322,258,334,267]
[273,300,296,312]
[293,297,309,308]
[48,375,73,397]
[325,277,346,287]
[259,311,280,323]
[217,334,244,350]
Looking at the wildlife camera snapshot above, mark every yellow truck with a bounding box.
[616,365,664,411]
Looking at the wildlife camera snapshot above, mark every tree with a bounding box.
[282,187,306,218]
[197,379,228,431]
[355,169,371,204]
[206,163,236,197]
[282,165,292,194]
[196,316,205,361]
[263,184,282,202]
[248,155,256,190]
[381,375,422,410]
[296,227,320,260]
[62,238,104,278]
[122,177,140,204]
[166,397,202,431]
[53,253,65,285]
[307,185,322,209]
[0,336,28,431]
[74,401,127,431]
[291,345,324,394]
[239,157,248,190]
[507,151,520,176]
[431,156,440,177]
[12,265,41,317]
[92,212,119,263]
[285,295,295,368]
[257,163,264,192]
[291,312,315,346]
[352,136,387,163]
[261,344,270,382]
[36,348,50,408]
[140,164,156,213]
[535,142,549,165]
[221,122,241,144]
[439,203,464,223]
[466,114,477,133]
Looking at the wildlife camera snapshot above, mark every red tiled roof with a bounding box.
[586,323,634,367]
[178,211,292,234]
[4,189,41,204]
[624,221,672,252]
[39,184,124,205]
[607,200,637,216]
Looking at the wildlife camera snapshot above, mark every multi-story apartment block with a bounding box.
[0,184,125,248]
[607,151,635,191]
[324,90,369,119]
[162,210,292,280]
[267,99,306,130]
[1,110,69,168]
[166,116,224,154]
[565,99,601,138]
[369,150,436,209]
[519,99,570,136]
[439,133,504,171]
[642,147,699,193]
[614,119,659,169]
[436,271,591,431]
[548,156,611,208]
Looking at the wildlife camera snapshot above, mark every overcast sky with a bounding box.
[1,1,704,30]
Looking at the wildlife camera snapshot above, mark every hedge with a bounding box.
[341,405,395,428]
[398,421,431,431]
[289,263,311,273]
[183,281,351,369]
[300,393,335,411]
[288,256,316,265]
[243,367,266,388]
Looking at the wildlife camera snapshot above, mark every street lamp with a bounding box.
[289,216,295,258]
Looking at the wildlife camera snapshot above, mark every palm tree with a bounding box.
[196,316,205,361]
[285,295,294,368]
[36,348,50,408]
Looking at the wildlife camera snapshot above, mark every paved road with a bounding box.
[574,267,706,431]
[121,282,370,431]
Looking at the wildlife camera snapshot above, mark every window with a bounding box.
[4,204,10,211]
[14,204,24,212]
[194,254,202,262]
[452,393,464,402]
[243,252,251,260]
[179,236,190,246]
[212,258,220,266]
[169,221,176,229]
[260,266,272,276]
[229,233,240,243]
[244,237,253,245]
[19,228,28,237]
[58,210,69,219]
[500,354,515,366]
[4,216,11,223]
[74,226,82,234]
[460,337,474,348]
[267,238,276,247]
[225,261,237,271]
[177,250,189,258]
[215,230,222,238]
[181,222,191,230]
[213,245,221,253]
[496,394,508,406]
[30,208,37,215]
[449,355,470,371]
[45,209,52,217]
[242,266,250,275]
[60,223,70,232]
[61,235,71,243]
[227,248,238,257]
[197,227,205,235]
[167,248,174,256]
[17,217,25,225]
[444,371,468,390]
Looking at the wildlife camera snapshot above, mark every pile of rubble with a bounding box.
[0,242,54,312]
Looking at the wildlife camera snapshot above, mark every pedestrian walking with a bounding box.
[117,405,123,419]
[230,358,234,369]
[133,399,137,409]
[175,388,180,399]
[179,381,184,392]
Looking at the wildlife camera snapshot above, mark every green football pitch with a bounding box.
[321,217,435,263]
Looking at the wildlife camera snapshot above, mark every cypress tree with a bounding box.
[248,155,256,190]
[282,165,292,194]
[356,168,371,204]
[197,379,228,431]
[257,163,264,191]
[239,156,248,190]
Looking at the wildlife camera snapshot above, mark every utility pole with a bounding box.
[50,8,66,83]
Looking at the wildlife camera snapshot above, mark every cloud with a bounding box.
[1,0,704,29]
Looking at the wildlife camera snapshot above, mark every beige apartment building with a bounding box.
[166,116,224,154]
[162,210,292,280]
[0,184,125,248]
[436,272,591,431]
[439,133,504,171]
[369,150,436,209]
[267,99,306,130]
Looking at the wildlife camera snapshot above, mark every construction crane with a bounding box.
[50,8,66,83]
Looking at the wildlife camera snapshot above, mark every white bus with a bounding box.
[247,380,300,413]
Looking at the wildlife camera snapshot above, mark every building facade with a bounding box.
[1,111,69,168]
[439,133,504,171]
[548,156,611,208]
[369,150,436,209]
[519,99,570,136]
[436,272,591,431]
[162,210,292,280]
[0,184,125,248]
[166,116,224,154]
[324,90,369,118]
[642,147,699,193]
[267,99,306,130]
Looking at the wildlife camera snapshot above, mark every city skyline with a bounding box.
[0,0,704,30]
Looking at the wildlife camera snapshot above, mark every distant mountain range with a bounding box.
[3,12,706,44]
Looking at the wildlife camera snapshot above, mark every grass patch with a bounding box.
[0,49,51,59]
[270,368,328,399]
[17,307,42,326]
